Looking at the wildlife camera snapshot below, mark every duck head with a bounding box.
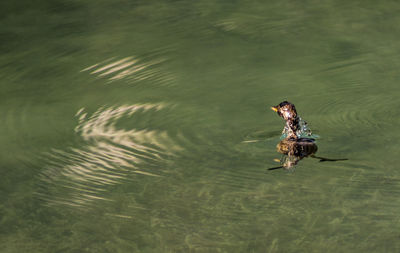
[271,101,300,140]
[271,101,297,121]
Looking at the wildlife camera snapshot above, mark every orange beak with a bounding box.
[271,106,278,112]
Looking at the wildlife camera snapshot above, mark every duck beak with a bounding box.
[271,106,278,112]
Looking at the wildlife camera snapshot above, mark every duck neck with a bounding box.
[285,116,300,140]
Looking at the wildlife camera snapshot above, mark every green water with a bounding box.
[1,1,400,252]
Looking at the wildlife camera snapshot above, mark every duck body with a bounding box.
[270,101,347,170]
[271,101,316,169]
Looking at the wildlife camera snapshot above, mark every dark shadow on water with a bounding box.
[269,138,348,171]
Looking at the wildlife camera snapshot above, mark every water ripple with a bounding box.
[311,92,396,134]
[81,55,175,85]
[38,103,182,208]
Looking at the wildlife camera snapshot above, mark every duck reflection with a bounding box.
[271,138,317,170]
[269,101,347,170]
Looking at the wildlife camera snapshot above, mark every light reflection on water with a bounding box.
[38,103,182,208]
[81,55,174,84]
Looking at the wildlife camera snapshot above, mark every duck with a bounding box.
[269,101,347,170]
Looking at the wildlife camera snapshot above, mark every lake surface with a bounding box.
[1,1,400,252]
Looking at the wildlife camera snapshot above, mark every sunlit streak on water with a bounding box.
[38,103,181,208]
[81,56,174,84]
